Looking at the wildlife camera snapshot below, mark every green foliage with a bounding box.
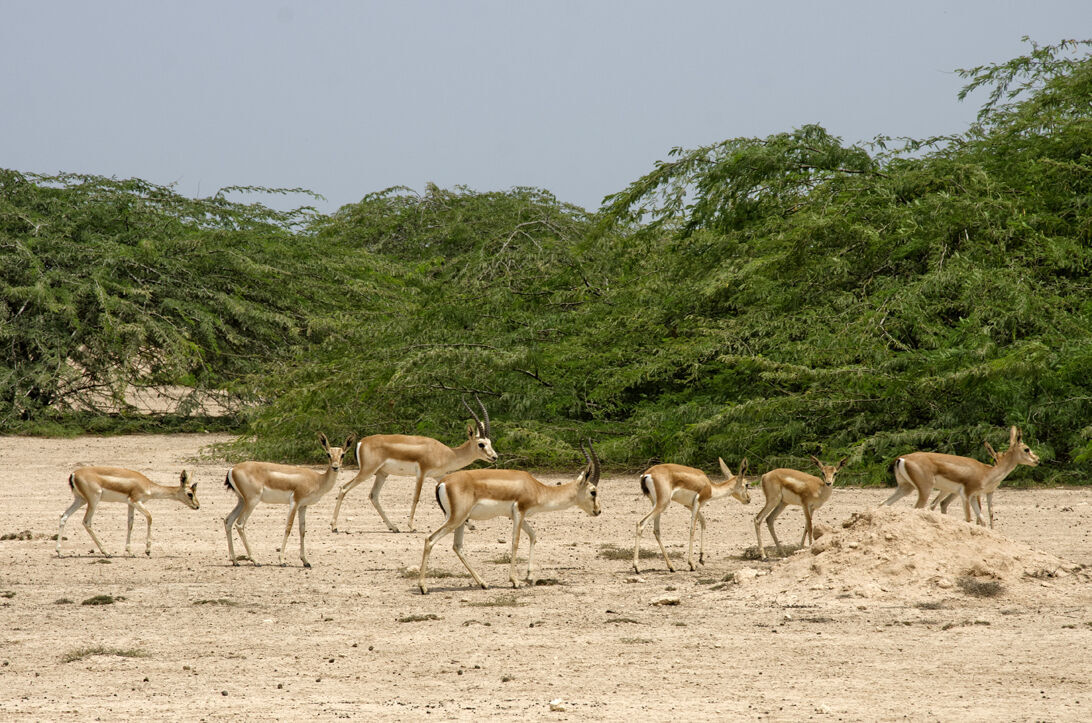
[6,40,1091,485]
[0,173,348,428]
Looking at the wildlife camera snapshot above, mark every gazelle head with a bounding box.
[809,455,848,486]
[319,433,355,472]
[1006,426,1040,467]
[177,470,200,509]
[718,457,750,504]
[574,440,602,517]
[463,395,498,463]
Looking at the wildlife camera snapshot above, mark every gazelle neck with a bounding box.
[147,481,186,500]
[317,463,341,494]
[985,449,1021,486]
[709,478,742,500]
[448,437,483,471]
[534,479,582,513]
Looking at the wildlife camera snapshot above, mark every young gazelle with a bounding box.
[330,396,498,533]
[929,441,1000,526]
[632,458,750,573]
[418,443,602,594]
[224,433,353,568]
[754,456,847,560]
[57,468,199,557]
[883,426,1039,527]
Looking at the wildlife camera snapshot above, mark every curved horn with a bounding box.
[585,438,600,484]
[476,394,491,438]
[462,396,484,436]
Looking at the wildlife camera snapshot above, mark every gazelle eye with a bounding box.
[478,442,485,448]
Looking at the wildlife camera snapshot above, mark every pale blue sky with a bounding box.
[2,1,1089,212]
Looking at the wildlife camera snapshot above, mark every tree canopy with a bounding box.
[3,39,1090,483]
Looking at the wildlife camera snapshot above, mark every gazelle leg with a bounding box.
[696,511,708,565]
[508,508,524,588]
[406,469,427,532]
[969,494,986,527]
[420,508,475,594]
[881,483,915,507]
[298,505,311,567]
[234,498,261,566]
[81,494,110,557]
[224,495,245,565]
[451,523,488,590]
[635,494,673,572]
[985,492,995,528]
[650,514,676,572]
[331,463,379,532]
[57,497,85,556]
[521,519,537,584]
[800,504,813,548]
[125,503,136,555]
[686,499,701,571]
[132,500,153,556]
[753,496,782,560]
[368,472,400,532]
[766,502,787,557]
[280,499,300,566]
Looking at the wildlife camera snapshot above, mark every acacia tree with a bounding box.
[0,171,342,426]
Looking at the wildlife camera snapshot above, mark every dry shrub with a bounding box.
[957,576,1004,598]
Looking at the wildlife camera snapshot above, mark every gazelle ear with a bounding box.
[180,470,189,484]
[836,457,848,470]
[319,433,331,450]
[343,435,355,451]
[718,457,733,479]
[466,423,475,439]
[739,457,749,476]
[809,455,823,471]
[1009,426,1020,445]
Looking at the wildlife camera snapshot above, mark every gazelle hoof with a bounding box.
[303,562,312,568]
[231,560,240,567]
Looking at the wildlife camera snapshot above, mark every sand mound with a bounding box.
[728,506,1088,603]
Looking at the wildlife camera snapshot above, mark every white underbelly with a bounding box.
[380,460,420,477]
[932,478,964,496]
[671,489,698,506]
[779,490,803,506]
[260,488,295,504]
[99,489,130,503]
[468,499,517,521]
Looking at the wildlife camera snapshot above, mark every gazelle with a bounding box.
[418,442,601,594]
[57,468,199,557]
[632,458,750,573]
[929,441,1000,526]
[224,433,353,568]
[754,456,847,560]
[883,426,1039,526]
[331,396,498,534]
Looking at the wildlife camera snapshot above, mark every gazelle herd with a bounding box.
[57,407,1040,593]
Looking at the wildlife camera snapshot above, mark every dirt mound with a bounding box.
[727,506,1089,604]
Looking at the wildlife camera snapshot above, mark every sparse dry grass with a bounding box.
[465,594,523,608]
[61,646,148,663]
[400,568,471,580]
[957,576,1004,598]
[738,544,803,560]
[193,599,239,606]
[82,594,124,605]
[599,543,680,561]
[398,613,440,623]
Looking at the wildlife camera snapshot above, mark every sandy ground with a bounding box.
[1,434,1090,721]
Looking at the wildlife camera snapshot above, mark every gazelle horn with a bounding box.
[462,396,484,436]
